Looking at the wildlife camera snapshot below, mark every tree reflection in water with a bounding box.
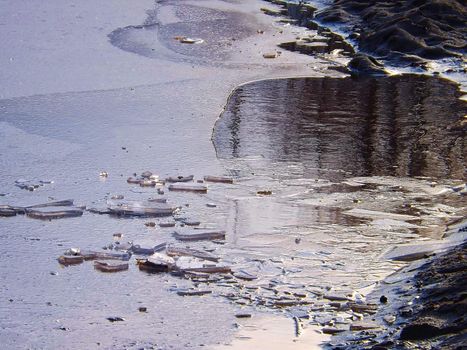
[214,75,466,181]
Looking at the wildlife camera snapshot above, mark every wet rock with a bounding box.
[313,314,333,326]
[260,7,281,16]
[137,253,175,273]
[348,54,387,76]
[176,289,212,296]
[203,175,233,184]
[257,190,273,195]
[15,179,53,191]
[322,326,348,334]
[350,321,381,331]
[349,302,378,314]
[316,8,353,23]
[57,255,84,266]
[94,260,129,273]
[87,207,112,215]
[159,221,176,228]
[127,177,141,184]
[262,52,279,59]
[293,316,302,336]
[182,219,201,226]
[26,208,84,220]
[165,175,194,183]
[233,270,257,281]
[293,292,307,298]
[271,300,306,308]
[1,205,26,215]
[383,315,396,325]
[329,301,345,309]
[173,230,226,242]
[141,171,153,178]
[0,207,17,217]
[324,294,352,302]
[312,0,467,65]
[139,179,158,187]
[168,183,207,193]
[400,322,444,340]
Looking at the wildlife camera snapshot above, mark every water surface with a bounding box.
[214,75,466,181]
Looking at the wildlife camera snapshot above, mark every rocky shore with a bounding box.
[258,1,466,348]
[328,240,466,349]
[316,0,466,67]
[312,1,467,348]
[263,0,466,77]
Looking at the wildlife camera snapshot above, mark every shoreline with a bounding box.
[260,0,467,92]
[328,240,467,349]
[212,1,466,348]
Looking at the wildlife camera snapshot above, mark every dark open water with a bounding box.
[214,75,466,181]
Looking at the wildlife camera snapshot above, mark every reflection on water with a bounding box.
[214,75,466,181]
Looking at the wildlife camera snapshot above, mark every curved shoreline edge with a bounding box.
[210,1,466,348]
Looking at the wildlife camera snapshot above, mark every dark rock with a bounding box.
[316,8,353,23]
[399,306,413,317]
[371,340,394,350]
[379,295,388,304]
[312,0,467,64]
[0,208,17,217]
[348,54,387,76]
[327,65,351,75]
[399,322,443,340]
